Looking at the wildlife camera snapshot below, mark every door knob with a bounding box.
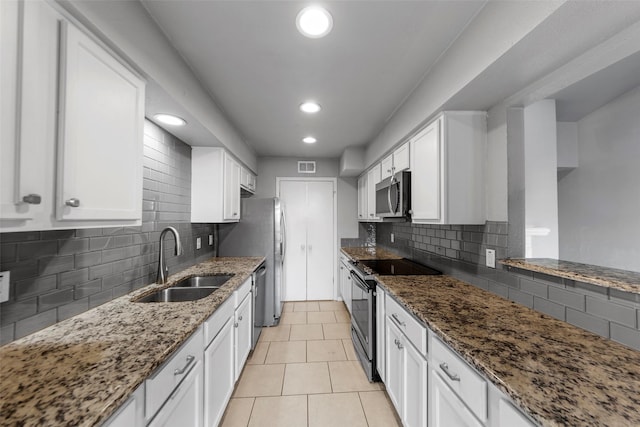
[65,198,80,207]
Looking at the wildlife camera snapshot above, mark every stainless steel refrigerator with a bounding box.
[218,197,285,326]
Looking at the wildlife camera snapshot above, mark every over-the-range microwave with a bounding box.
[375,170,411,220]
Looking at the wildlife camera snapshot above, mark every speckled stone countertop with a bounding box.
[344,249,640,426]
[501,258,640,295]
[341,246,402,261]
[0,256,264,427]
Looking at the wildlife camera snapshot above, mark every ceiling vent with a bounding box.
[298,161,316,174]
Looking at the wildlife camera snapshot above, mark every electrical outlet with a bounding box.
[196,237,201,250]
[390,233,395,243]
[0,271,10,303]
[486,249,496,269]
[208,234,213,246]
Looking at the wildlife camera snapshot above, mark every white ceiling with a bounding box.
[141,1,485,158]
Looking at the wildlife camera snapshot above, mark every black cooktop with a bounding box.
[358,258,441,276]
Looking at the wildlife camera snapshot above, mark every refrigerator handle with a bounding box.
[281,209,287,258]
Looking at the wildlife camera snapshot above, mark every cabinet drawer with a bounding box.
[235,276,252,306]
[204,296,234,347]
[385,294,427,357]
[146,327,204,421]
[430,334,487,422]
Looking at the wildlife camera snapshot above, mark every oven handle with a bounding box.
[350,271,371,293]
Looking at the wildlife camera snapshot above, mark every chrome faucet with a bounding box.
[157,226,183,284]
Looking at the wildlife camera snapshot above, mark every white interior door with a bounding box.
[279,179,335,301]
[306,181,335,300]
[280,180,308,301]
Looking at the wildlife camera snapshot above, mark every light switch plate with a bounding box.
[486,249,496,269]
[196,237,201,250]
[208,234,213,246]
[390,233,395,243]
[0,271,10,303]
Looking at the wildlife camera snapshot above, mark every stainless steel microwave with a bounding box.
[375,170,411,219]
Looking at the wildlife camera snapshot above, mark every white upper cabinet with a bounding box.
[191,147,241,223]
[0,0,145,231]
[357,174,367,221]
[411,111,486,225]
[365,164,382,222]
[240,167,256,195]
[57,21,144,222]
[380,142,410,181]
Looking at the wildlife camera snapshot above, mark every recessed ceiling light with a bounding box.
[303,136,317,144]
[300,102,321,114]
[154,113,186,126]
[296,6,333,38]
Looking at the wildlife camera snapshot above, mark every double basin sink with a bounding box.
[136,274,234,303]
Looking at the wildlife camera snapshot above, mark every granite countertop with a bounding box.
[501,258,640,295]
[0,256,264,427]
[343,249,640,426]
[341,246,403,261]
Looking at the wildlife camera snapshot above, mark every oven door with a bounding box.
[350,271,373,354]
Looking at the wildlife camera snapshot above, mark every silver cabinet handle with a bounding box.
[391,313,406,327]
[174,355,195,376]
[22,194,41,204]
[439,363,460,382]
[394,339,403,350]
[369,213,374,217]
[65,198,80,207]
[233,212,238,216]
[238,315,243,321]
[234,322,239,328]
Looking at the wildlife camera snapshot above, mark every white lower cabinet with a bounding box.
[385,313,428,427]
[146,327,204,426]
[429,370,483,427]
[204,318,235,427]
[149,357,204,427]
[339,257,352,314]
[103,384,145,427]
[375,285,385,382]
[234,292,252,381]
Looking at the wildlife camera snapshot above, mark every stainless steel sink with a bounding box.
[136,287,220,303]
[174,274,234,288]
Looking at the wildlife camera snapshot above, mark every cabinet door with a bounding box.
[430,371,483,427]
[57,21,144,221]
[366,164,381,221]
[104,385,145,427]
[149,359,204,427]
[223,155,241,220]
[357,175,367,221]
[385,320,404,414]
[404,341,428,427]
[204,318,235,427]
[343,266,352,314]
[234,294,252,380]
[394,142,410,172]
[381,154,394,181]
[497,399,536,427]
[411,118,441,222]
[376,286,386,382]
[1,0,55,223]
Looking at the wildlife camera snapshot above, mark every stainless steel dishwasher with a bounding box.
[252,262,267,348]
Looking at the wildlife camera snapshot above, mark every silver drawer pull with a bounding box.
[238,315,243,321]
[439,362,460,382]
[234,322,239,328]
[394,339,403,350]
[174,355,195,376]
[22,194,42,204]
[391,313,406,327]
[65,198,80,207]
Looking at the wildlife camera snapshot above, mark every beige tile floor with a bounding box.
[220,301,401,427]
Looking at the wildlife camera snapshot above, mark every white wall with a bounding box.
[59,0,257,171]
[558,86,640,271]
[523,99,559,258]
[255,157,359,242]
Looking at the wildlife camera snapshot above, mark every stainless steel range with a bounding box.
[349,257,441,382]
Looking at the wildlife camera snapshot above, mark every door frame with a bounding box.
[276,177,338,300]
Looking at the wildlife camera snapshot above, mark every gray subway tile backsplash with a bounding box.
[368,219,640,351]
[0,121,216,344]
